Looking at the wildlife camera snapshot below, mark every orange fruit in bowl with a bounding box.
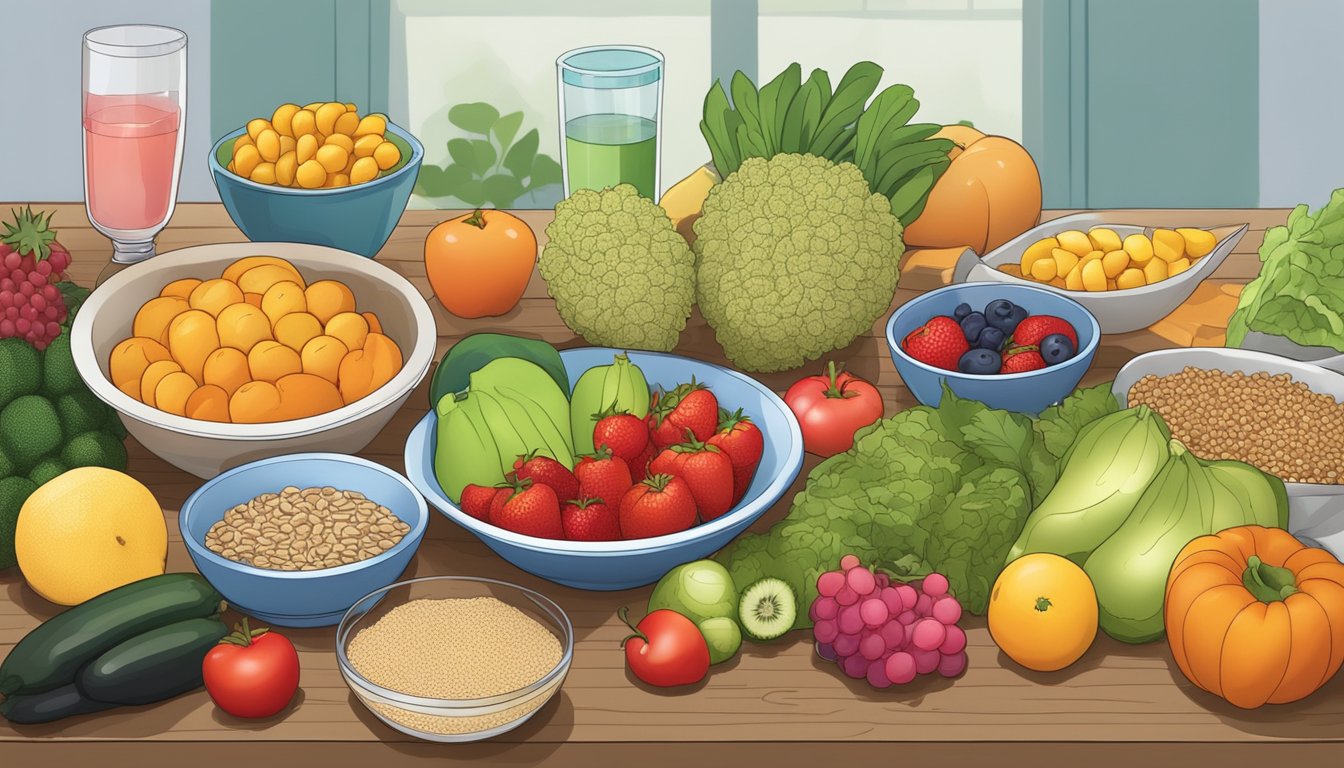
[188,278,245,317]
[337,332,403,404]
[247,340,302,382]
[236,264,307,295]
[304,280,356,324]
[153,371,198,416]
[261,280,307,325]
[300,334,349,384]
[167,309,221,383]
[160,277,202,300]
[202,347,250,396]
[110,337,173,399]
[274,312,324,351]
[139,359,183,407]
[216,302,273,353]
[362,311,382,334]
[221,255,303,286]
[185,384,230,422]
[275,373,344,419]
[229,380,284,423]
[133,296,190,346]
[244,292,263,308]
[325,311,369,351]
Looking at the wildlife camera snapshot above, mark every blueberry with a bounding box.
[953,302,972,320]
[1039,333,1077,365]
[960,312,987,343]
[978,326,1006,351]
[985,299,1030,334]
[957,348,1002,375]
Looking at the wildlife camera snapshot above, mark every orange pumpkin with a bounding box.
[1164,526,1344,709]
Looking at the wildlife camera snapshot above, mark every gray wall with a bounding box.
[1259,0,1344,208]
[0,0,214,203]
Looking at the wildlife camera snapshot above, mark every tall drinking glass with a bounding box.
[557,45,664,201]
[82,25,187,267]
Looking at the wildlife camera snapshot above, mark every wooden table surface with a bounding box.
[4,204,1342,767]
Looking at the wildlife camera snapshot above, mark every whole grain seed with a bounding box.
[347,597,563,736]
[1128,367,1344,484]
[205,485,411,570]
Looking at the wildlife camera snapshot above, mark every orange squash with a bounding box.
[1164,526,1344,709]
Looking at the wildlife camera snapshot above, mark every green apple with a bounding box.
[648,560,738,624]
[699,616,743,664]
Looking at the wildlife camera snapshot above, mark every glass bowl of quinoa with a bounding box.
[335,575,574,742]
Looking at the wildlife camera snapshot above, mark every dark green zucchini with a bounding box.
[429,332,569,406]
[77,617,228,705]
[0,573,222,697]
[0,683,117,724]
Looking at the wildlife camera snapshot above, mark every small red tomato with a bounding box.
[621,607,710,688]
[202,618,300,719]
[784,361,884,457]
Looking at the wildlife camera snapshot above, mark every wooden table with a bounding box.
[4,205,1342,767]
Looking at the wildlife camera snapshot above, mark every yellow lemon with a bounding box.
[15,467,168,606]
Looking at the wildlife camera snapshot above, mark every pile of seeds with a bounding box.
[1128,367,1344,484]
[347,596,563,735]
[205,486,410,570]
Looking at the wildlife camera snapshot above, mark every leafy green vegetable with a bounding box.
[698,61,953,225]
[415,101,561,207]
[1227,189,1344,352]
[715,383,1120,623]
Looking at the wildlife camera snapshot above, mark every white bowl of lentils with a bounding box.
[181,453,429,627]
[1114,348,1344,558]
[336,575,573,742]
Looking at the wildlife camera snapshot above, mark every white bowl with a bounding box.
[70,242,436,478]
[952,212,1247,333]
[1112,348,1344,558]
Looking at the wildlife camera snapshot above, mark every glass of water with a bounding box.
[556,45,664,201]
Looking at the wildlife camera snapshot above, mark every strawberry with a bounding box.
[707,408,764,504]
[574,448,633,507]
[1000,347,1047,374]
[459,483,504,522]
[618,474,697,539]
[561,497,623,541]
[593,409,652,478]
[488,479,563,539]
[649,434,735,522]
[1011,315,1078,349]
[902,316,969,371]
[512,451,579,503]
[648,380,719,450]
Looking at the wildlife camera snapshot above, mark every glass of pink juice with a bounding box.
[82,25,186,264]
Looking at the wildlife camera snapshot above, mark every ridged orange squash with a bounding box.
[1164,526,1344,709]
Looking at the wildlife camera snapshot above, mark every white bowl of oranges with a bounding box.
[70,243,436,478]
[952,212,1248,333]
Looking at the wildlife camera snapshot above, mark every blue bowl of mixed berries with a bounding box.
[886,283,1100,414]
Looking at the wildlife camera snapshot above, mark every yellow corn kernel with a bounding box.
[333,111,360,136]
[1143,257,1169,284]
[291,108,317,137]
[316,102,346,135]
[372,141,400,170]
[1101,249,1129,278]
[271,103,301,137]
[296,133,319,165]
[1064,264,1085,291]
[276,151,298,186]
[249,162,277,185]
[353,134,382,158]
[246,118,270,141]
[1052,248,1079,276]
[1055,230,1092,258]
[1019,237,1058,274]
[349,156,379,185]
[1152,228,1186,263]
[1123,233,1154,265]
[255,128,281,163]
[303,101,324,111]
[1081,259,1107,291]
[296,159,326,189]
[354,113,387,138]
[315,144,349,174]
[324,133,355,153]
[1116,268,1146,290]
[233,144,261,177]
[232,133,255,152]
[1030,255,1057,282]
[1088,227,1123,252]
[323,173,351,188]
[1168,257,1193,276]
[1080,249,1104,264]
[279,135,296,155]
[1178,227,1217,258]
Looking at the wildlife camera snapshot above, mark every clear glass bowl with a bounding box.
[335,575,573,743]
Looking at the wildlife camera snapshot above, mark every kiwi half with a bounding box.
[738,577,798,641]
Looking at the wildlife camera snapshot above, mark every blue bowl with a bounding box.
[885,282,1101,414]
[208,122,423,258]
[180,453,429,627]
[403,348,805,591]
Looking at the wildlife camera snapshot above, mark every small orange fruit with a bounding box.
[216,302,273,353]
[275,373,344,419]
[153,371,198,416]
[300,335,349,384]
[188,278,245,317]
[303,280,356,324]
[989,553,1099,672]
[221,256,303,285]
[247,340,302,382]
[185,384,231,422]
[160,277,203,300]
[325,311,369,351]
[229,380,284,423]
[109,337,173,399]
[133,296,190,346]
[139,359,183,407]
[167,309,221,383]
[260,280,307,325]
[273,312,324,352]
[202,347,251,397]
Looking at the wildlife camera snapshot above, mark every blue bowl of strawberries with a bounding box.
[886,282,1100,414]
[403,348,805,591]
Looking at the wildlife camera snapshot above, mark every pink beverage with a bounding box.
[83,93,181,232]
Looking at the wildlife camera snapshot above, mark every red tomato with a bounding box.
[784,361,884,457]
[621,607,709,687]
[202,619,300,719]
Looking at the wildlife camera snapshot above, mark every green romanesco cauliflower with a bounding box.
[693,154,905,372]
[540,184,696,352]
